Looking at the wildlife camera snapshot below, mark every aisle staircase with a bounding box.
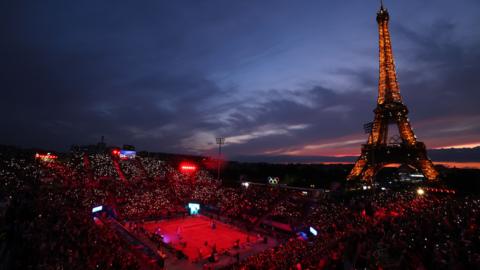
[134,157,148,181]
[112,158,127,182]
[83,153,94,183]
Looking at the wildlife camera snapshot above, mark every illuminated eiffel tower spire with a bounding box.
[376,1,402,105]
[347,3,439,182]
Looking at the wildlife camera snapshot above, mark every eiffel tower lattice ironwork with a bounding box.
[347,3,439,182]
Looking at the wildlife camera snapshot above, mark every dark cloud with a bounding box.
[1,0,479,161]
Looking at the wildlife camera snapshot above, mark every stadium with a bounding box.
[2,1,480,269]
[2,143,480,269]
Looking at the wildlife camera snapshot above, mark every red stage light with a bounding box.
[179,162,197,173]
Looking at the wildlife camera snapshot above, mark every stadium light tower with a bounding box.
[216,137,225,181]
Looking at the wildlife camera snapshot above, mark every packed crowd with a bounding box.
[1,150,140,269]
[1,147,479,269]
[238,192,480,269]
[119,159,145,182]
[268,191,309,225]
[89,153,121,181]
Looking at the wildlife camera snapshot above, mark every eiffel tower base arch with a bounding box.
[348,142,438,183]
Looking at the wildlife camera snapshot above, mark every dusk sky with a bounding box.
[1,0,480,160]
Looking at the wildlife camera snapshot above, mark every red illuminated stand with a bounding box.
[35,153,58,162]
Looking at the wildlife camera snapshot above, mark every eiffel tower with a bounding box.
[347,3,438,182]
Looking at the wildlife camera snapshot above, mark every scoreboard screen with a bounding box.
[188,203,200,215]
[119,150,136,159]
